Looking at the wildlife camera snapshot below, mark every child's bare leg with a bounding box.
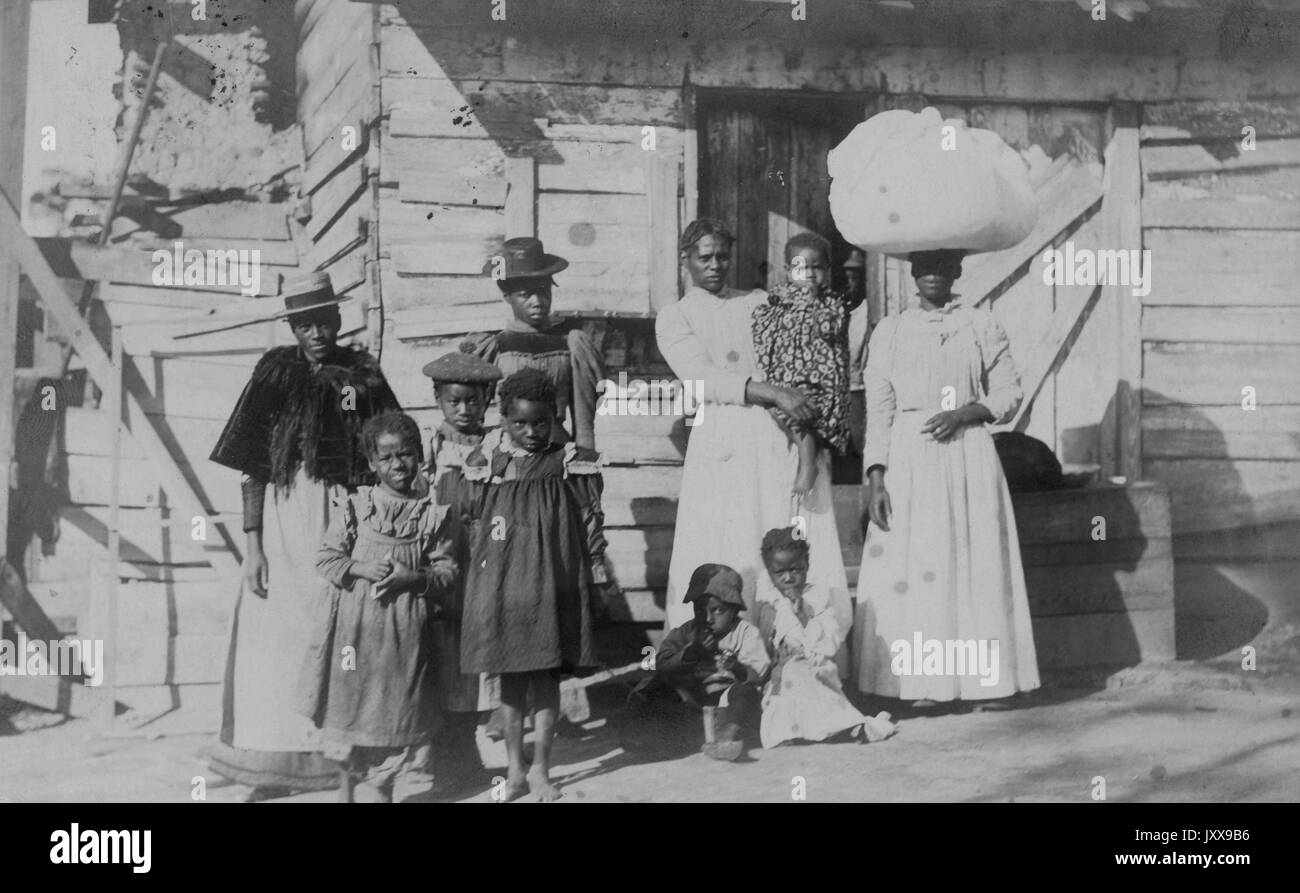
[498,673,530,802]
[526,670,563,802]
[793,431,819,497]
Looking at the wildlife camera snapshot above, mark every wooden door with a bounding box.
[698,91,866,293]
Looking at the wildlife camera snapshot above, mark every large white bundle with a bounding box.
[827,107,1037,256]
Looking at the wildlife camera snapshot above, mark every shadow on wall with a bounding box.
[1063,388,1277,662]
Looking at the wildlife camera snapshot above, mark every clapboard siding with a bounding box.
[1139,122,1300,540]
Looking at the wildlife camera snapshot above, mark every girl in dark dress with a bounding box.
[459,368,608,802]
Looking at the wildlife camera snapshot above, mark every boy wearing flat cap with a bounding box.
[417,350,503,793]
[628,563,771,760]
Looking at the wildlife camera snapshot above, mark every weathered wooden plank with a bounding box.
[504,156,536,240]
[1142,138,1300,180]
[1031,608,1175,667]
[303,81,371,164]
[1142,306,1300,345]
[647,153,679,312]
[381,135,506,187]
[536,193,648,265]
[385,76,681,139]
[377,22,1300,100]
[1024,556,1174,617]
[55,243,285,297]
[1104,115,1144,481]
[110,201,291,242]
[1140,230,1300,306]
[310,211,368,270]
[1143,343,1300,406]
[56,505,236,566]
[1143,404,1300,461]
[1145,458,1300,531]
[1172,520,1300,563]
[398,172,508,207]
[68,454,241,514]
[1144,167,1300,202]
[379,268,496,311]
[1142,98,1300,141]
[1142,197,1300,230]
[1007,279,1102,433]
[296,0,373,105]
[1011,484,1170,545]
[307,161,369,242]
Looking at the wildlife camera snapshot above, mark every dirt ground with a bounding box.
[2,653,1297,804]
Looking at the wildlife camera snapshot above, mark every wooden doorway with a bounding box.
[697,90,869,294]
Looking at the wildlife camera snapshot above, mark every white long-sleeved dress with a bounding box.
[655,286,853,675]
[854,302,1041,700]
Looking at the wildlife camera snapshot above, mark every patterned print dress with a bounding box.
[751,283,852,453]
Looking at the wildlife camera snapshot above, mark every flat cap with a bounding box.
[421,351,504,384]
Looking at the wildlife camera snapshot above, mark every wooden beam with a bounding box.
[647,153,679,312]
[504,156,536,239]
[0,189,241,580]
[1009,285,1104,434]
[1103,108,1144,482]
[0,1,32,690]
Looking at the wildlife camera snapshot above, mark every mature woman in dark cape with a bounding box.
[208,272,400,800]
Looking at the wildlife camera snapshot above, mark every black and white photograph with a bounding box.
[0,0,1296,827]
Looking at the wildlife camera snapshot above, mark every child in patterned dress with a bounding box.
[751,232,852,499]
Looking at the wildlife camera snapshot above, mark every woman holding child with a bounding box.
[655,219,852,670]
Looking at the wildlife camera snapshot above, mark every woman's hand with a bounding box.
[921,403,991,442]
[862,473,892,533]
[242,543,269,598]
[352,557,393,583]
[773,386,815,426]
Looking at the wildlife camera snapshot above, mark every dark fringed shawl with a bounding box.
[210,346,401,490]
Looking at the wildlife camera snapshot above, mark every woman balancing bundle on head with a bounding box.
[751,232,853,499]
[854,250,1040,706]
[459,368,613,802]
[296,411,459,803]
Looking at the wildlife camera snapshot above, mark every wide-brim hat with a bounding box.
[482,237,569,280]
[843,249,867,270]
[172,271,351,340]
[684,563,746,610]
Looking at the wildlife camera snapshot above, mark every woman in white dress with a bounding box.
[855,250,1040,703]
[656,219,852,675]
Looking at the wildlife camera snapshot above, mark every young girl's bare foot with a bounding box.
[500,770,529,802]
[526,764,562,802]
[793,463,816,499]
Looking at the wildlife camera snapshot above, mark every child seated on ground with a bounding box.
[751,232,852,499]
[757,526,897,748]
[627,564,771,761]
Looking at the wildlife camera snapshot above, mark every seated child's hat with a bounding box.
[421,351,504,384]
[684,563,746,610]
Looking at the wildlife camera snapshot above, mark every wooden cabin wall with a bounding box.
[294,0,380,338]
[1136,100,1300,650]
[10,4,310,726]
[363,2,1299,627]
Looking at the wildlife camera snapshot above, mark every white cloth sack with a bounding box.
[828,107,1037,256]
